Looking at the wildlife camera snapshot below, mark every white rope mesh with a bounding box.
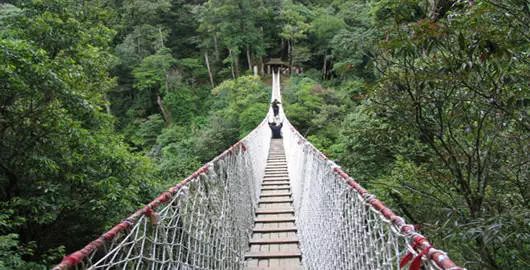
[283,128,403,269]
[277,73,460,270]
[54,115,271,270]
[55,72,461,270]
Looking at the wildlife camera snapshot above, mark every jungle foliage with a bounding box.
[0,0,528,269]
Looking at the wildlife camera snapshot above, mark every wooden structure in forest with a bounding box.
[265,58,290,74]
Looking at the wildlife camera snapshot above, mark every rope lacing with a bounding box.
[53,71,463,270]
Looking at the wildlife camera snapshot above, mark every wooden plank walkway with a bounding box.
[245,139,303,270]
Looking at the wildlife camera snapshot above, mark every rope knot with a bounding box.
[362,193,376,204]
[400,235,433,270]
[144,207,160,225]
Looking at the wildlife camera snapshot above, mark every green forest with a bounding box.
[0,0,528,269]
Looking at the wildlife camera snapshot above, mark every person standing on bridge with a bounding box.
[268,121,283,138]
[271,99,281,117]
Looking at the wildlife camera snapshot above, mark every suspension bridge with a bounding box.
[54,73,463,270]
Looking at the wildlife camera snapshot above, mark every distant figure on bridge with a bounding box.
[268,121,283,138]
[271,99,281,116]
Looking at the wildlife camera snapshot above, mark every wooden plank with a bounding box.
[245,251,301,259]
[259,198,293,203]
[255,217,295,223]
[263,175,289,178]
[260,192,291,197]
[261,187,290,191]
[253,227,297,233]
[249,237,299,245]
[246,266,302,270]
[258,203,292,209]
[256,208,294,214]
[263,175,289,179]
[262,178,289,181]
[261,186,290,190]
[261,182,290,186]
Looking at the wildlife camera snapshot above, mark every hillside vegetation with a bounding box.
[0,1,528,269]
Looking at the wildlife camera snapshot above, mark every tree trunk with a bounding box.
[158,27,165,49]
[234,53,240,77]
[322,55,327,80]
[213,35,220,61]
[229,49,236,79]
[246,46,253,72]
[104,93,112,114]
[281,39,284,56]
[136,36,140,55]
[325,58,332,79]
[289,40,294,75]
[158,73,172,124]
[157,95,171,125]
[204,51,215,88]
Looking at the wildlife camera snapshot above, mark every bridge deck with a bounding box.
[245,139,303,270]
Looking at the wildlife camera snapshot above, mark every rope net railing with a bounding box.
[274,72,462,270]
[55,71,462,270]
[54,99,274,270]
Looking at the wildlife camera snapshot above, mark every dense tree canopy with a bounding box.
[0,0,528,269]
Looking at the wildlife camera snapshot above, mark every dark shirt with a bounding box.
[269,122,283,138]
[272,105,279,116]
[272,100,281,116]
